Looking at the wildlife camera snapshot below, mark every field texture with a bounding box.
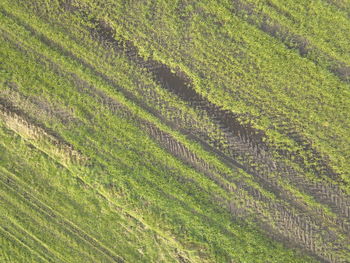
[0,0,349,262]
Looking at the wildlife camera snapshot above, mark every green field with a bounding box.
[0,0,349,262]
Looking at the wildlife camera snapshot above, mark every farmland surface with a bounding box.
[0,0,350,262]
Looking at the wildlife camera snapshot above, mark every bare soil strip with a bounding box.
[2,7,350,262]
[92,19,350,227]
[0,98,88,166]
[66,70,349,262]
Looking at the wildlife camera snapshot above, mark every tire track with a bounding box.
[0,224,49,263]
[0,212,66,263]
[92,23,350,232]
[1,24,332,260]
[0,168,125,263]
[66,70,350,262]
[0,146,198,263]
[0,180,103,263]
[0,24,211,262]
[0,98,88,167]
[230,0,350,83]
[0,85,78,126]
[2,6,350,261]
[88,17,350,262]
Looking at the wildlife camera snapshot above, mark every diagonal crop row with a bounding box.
[0,98,88,167]
[1,3,349,261]
[85,17,350,230]
[56,59,350,262]
[0,223,49,263]
[0,168,125,263]
[230,0,350,83]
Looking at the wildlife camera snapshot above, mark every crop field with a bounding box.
[0,0,349,262]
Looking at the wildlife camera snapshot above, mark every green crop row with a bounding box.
[1,0,349,261]
[50,0,349,190]
[0,123,183,263]
[1,1,339,237]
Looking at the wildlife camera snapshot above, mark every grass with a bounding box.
[0,0,349,262]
